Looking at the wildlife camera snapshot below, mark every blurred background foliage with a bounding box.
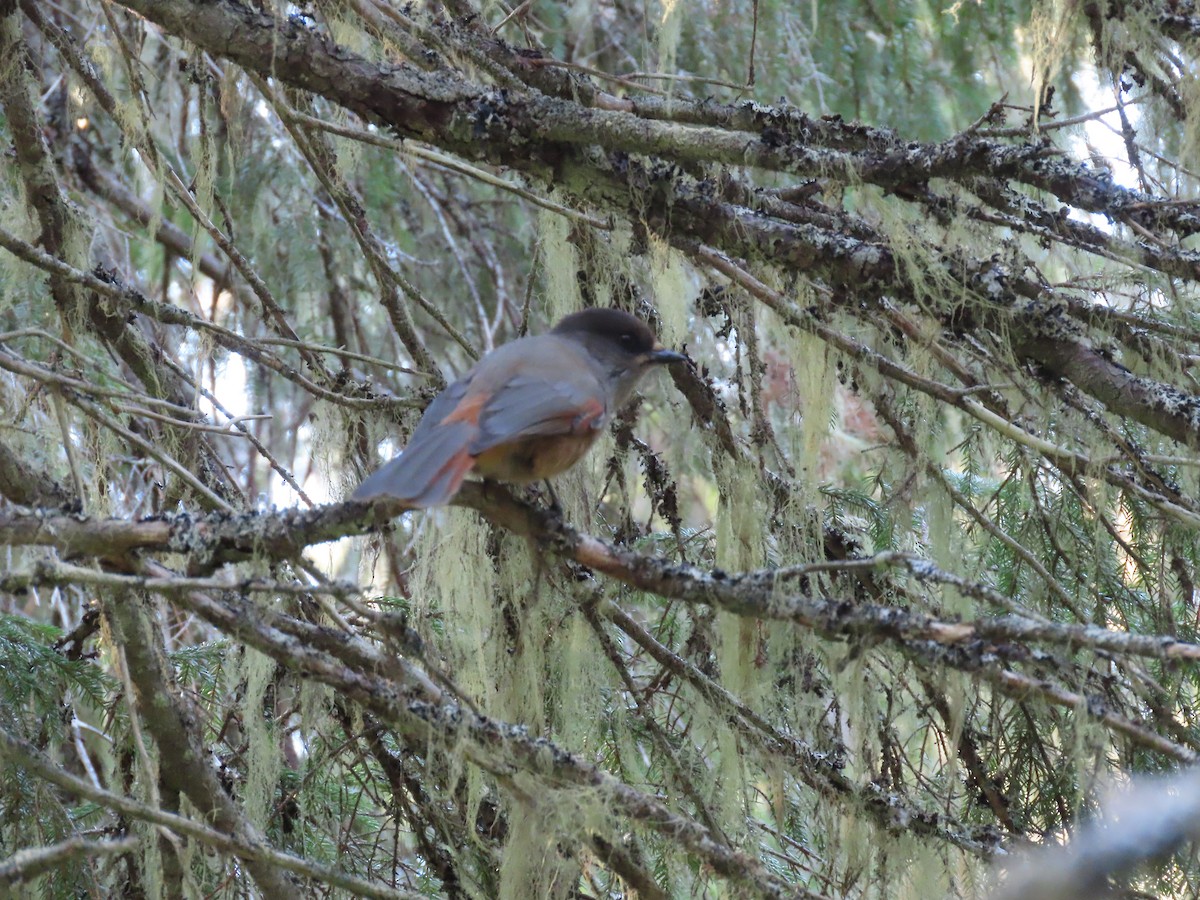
[3,0,1200,897]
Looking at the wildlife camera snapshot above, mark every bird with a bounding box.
[352,307,688,508]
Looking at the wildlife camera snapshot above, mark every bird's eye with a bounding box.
[620,333,633,344]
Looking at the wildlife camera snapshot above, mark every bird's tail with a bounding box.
[351,421,476,508]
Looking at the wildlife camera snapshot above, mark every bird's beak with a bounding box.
[647,343,689,365]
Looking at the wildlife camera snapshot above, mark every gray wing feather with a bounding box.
[470,374,606,453]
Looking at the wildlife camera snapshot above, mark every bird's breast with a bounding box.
[473,432,601,483]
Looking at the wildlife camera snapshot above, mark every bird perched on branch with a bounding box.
[353,307,688,508]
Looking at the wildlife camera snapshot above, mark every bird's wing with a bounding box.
[468,369,608,454]
[406,377,470,444]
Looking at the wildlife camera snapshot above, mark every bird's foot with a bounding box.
[537,480,563,516]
